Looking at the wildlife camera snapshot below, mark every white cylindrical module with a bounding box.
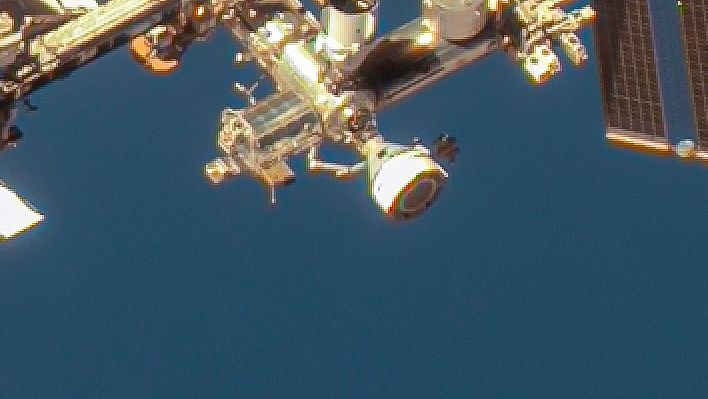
[273,40,347,121]
[365,138,448,220]
[423,0,488,41]
[321,1,378,53]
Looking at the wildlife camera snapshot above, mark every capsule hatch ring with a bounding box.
[392,172,444,220]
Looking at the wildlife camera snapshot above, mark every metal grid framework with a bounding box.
[679,0,708,148]
[593,0,666,143]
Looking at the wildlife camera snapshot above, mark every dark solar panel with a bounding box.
[593,0,670,153]
[678,0,708,149]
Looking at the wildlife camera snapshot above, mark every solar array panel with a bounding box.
[678,0,708,149]
[592,0,671,154]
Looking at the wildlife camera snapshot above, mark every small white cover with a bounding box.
[0,181,44,240]
[59,0,99,10]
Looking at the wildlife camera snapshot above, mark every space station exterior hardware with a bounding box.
[0,179,43,240]
[0,0,703,239]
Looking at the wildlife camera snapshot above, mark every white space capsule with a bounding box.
[364,138,448,220]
